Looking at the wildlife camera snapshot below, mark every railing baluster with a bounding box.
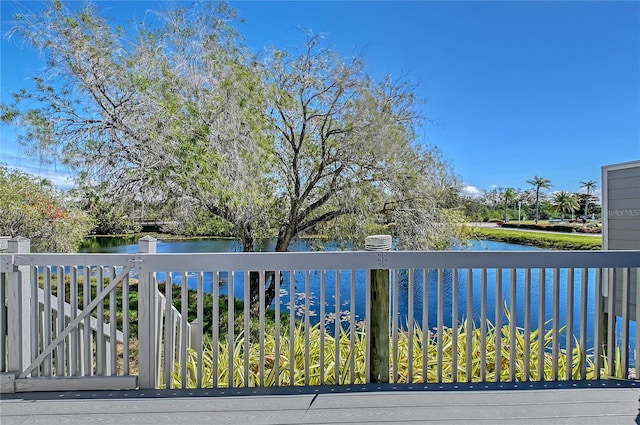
[291,270,297,386]
[365,268,371,384]
[259,271,266,388]
[451,268,458,383]
[319,270,325,385]
[621,268,630,378]
[30,266,39,376]
[196,271,204,388]
[349,269,356,385]
[227,271,235,388]
[524,268,531,381]
[392,268,399,383]
[212,271,220,388]
[422,268,428,383]
[96,266,105,377]
[274,270,281,387]
[437,269,444,383]
[56,266,65,377]
[537,268,546,381]
[180,272,188,388]
[466,269,472,383]
[122,273,130,375]
[480,268,487,382]
[44,266,52,377]
[163,273,173,388]
[154,279,163,386]
[109,266,117,376]
[552,268,560,380]
[495,268,502,382]
[509,268,517,382]
[243,271,250,387]
[579,268,588,380]
[0,272,5,373]
[606,268,616,377]
[594,268,602,380]
[83,266,91,376]
[408,269,415,384]
[304,270,310,386]
[566,268,575,380]
[0,271,4,372]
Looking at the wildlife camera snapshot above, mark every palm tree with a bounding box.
[552,191,579,220]
[502,188,517,221]
[526,176,552,224]
[579,180,597,219]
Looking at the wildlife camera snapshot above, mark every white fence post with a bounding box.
[7,237,31,375]
[137,236,157,389]
[0,236,10,251]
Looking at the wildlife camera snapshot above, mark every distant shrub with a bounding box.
[500,223,575,233]
[0,166,94,252]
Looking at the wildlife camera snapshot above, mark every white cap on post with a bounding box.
[138,235,157,254]
[365,235,392,251]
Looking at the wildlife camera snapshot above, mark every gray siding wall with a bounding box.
[603,161,640,320]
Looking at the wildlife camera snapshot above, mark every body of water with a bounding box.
[81,237,634,356]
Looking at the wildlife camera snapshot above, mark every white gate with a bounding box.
[1,237,137,392]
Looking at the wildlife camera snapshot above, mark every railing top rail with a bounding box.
[4,250,639,272]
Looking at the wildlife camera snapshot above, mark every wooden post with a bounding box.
[367,235,391,384]
[137,236,157,389]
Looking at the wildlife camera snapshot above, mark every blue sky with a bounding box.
[1,1,639,197]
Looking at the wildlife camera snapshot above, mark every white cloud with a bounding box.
[461,185,483,198]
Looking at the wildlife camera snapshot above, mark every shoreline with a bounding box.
[82,228,602,252]
[471,227,602,250]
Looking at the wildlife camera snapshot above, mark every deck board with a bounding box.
[2,384,639,425]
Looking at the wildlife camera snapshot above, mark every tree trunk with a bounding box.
[584,190,590,219]
[248,270,278,315]
[247,226,296,314]
[535,190,540,224]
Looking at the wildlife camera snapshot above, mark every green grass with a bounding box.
[473,227,602,250]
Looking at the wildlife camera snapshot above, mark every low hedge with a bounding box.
[500,222,576,233]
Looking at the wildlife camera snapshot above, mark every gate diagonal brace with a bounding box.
[19,264,134,378]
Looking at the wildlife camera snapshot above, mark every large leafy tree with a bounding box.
[3,1,466,309]
[4,0,273,248]
[526,176,552,224]
[0,166,94,252]
[264,35,463,252]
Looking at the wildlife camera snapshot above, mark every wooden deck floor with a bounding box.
[2,381,639,424]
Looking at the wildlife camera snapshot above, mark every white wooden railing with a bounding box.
[1,236,638,393]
